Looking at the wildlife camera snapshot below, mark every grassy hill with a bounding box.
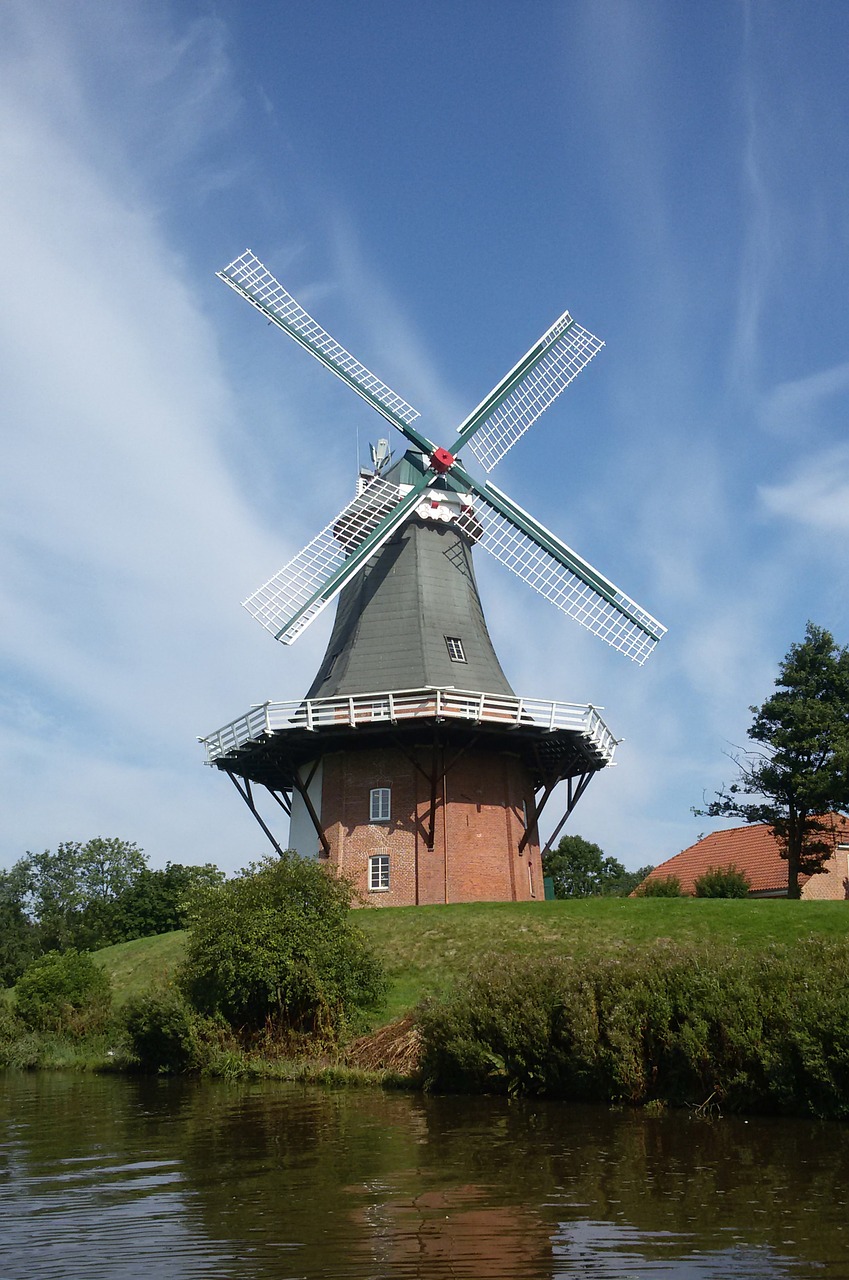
[96,897,849,1024]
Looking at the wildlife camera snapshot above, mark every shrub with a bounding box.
[123,991,202,1073]
[635,875,683,897]
[0,996,18,1045]
[416,939,849,1118]
[179,853,386,1043]
[694,864,751,898]
[14,949,111,1034]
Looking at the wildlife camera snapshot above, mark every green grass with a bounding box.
[357,898,849,1020]
[42,898,849,1027]
[94,930,188,1004]
[5,900,848,1090]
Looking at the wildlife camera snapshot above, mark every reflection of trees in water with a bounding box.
[419,1095,849,1249]
[170,1083,849,1275]
[4,1075,849,1277]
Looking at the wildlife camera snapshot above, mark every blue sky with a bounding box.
[2,1,848,876]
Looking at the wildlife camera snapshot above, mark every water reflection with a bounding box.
[1,1072,847,1278]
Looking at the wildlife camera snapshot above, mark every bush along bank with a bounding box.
[415,938,849,1120]
[1,854,390,1082]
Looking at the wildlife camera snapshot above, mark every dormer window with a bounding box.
[445,636,466,663]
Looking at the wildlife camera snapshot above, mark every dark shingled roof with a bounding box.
[306,456,514,698]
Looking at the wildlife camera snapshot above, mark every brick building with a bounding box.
[639,817,849,899]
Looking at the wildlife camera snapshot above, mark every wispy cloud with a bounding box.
[731,5,783,398]
[759,361,849,438]
[0,3,305,869]
[760,446,849,534]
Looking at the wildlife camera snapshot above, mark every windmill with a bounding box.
[200,251,665,905]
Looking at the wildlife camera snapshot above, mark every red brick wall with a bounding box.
[318,744,543,906]
[801,845,849,899]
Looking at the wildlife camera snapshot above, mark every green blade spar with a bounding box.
[446,461,666,655]
[218,252,438,459]
[452,311,604,473]
[245,471,435,645]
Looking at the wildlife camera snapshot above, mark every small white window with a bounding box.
[370,787,391,822]
[446,636,466,662]
[369,854,390,891]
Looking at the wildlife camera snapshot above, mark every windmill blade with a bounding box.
[455,312,604,473]
[243,474,431,644]
[456,479,666,664]
[219,251,432,448]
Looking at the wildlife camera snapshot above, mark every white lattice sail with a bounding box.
[244,477,403,644]
[462,314,604,473]
[219,251,421,428]
[459,492,666,664]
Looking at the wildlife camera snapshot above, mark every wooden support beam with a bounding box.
[540,772,595,857]
[227,771,287,857]
[291,767,331,859]
[518,779,556,853]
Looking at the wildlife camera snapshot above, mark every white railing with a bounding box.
[199,687,618,766]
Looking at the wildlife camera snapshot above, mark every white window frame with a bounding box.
[369,854,390,892]
[370,787,391,823]
[445,635,467,662]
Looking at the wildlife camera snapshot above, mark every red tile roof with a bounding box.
[641,815,849,895]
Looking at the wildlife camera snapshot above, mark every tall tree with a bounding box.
[542,835,650,898]
[0,868,37,986]
[698,622,849,898]
[13,838,148,950]
[179,853,385,1041]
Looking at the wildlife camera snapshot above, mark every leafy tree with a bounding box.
[77,836,147,903]
[111,862,224,940]
[178,853,386,1042]
[542,835,649,898]
[14,949,112,1034]
[0,869,37,986]
[12,838,148,950]
[694,865,751,898]
[17,844,84,951]
[3,841,222,952]
[697,623,849,898]
[614,865,656,896]
[123,991,202,1073]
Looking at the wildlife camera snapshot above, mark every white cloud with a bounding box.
[1,0,844,888]
[0,3,302,872]
[760,447,849,534]
[760,361,849,438]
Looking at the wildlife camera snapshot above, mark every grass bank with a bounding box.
[86,896,849,1024]
[88,898,849,1023]
[357,897,849,1020]
[4,899,849,1112]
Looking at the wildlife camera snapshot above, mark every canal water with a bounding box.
[1,1072,847,1279]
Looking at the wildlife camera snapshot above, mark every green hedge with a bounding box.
[416,939,849,1118]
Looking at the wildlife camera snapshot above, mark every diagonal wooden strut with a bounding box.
[291,766,331,859]
[389,730,479,850]
[540,772,596,857]
[227,771,288,858]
